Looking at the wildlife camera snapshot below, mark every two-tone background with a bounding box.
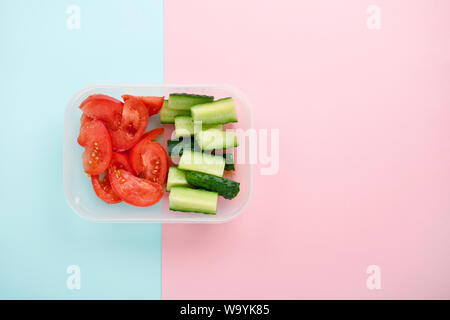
[1,0,450,299]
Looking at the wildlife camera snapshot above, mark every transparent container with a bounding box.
[63,84,253,223]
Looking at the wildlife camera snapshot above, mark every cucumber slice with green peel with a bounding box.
[191,97,238,125]
[169,186,218,214]
[167,139,234,170]
[168,93,214,111]
[166,167,190,191]
[194,121,223,132]
[178,150,225,177]
[184,171,240,200]
[196,129,238,150]
[223,153,235,171]
[210,151,235,170]
[167,138,199,157]
[174,116,194,137]
[160,100,190,124]
[175,115,222,138]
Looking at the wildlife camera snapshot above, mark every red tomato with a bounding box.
[78,119,112,175]
[108,166,163,207]
[141,127,164,141]
[91,174,121,204]
[122,95,164,116]
[80,113,91,124]
[79,94,123,130]
[110,152,133,173]
[110,96,149,151]
[129,134,168,185]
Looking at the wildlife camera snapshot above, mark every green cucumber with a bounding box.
[175,115,222,137]
[178,150,225,177]
[167,138,200,157]
[160,100,190,124]
[196,129,238,150]
[184,171,240,200]
[168,93,214,111]
[223,153,235,171]
[174,116,194,137]
[191,97,238,125]
[167,139,234,170]
[169,186,218,214]
[166,167,190,191]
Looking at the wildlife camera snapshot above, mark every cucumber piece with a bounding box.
[184,171,240,200]
[175,115,223,138]
[196,129,238,150]
[160,100,190,124]
[166,167,190,191]
[167,138,200,157]
[191,97,238,125]
[167,139,234,170]
[178,150,225,177]
[168,93,214,111]
[195,122,223,132]
[174,115,194,137]
[169,186,218,214]
[224,153,235,171]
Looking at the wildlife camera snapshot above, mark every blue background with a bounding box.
[0,0,163,299]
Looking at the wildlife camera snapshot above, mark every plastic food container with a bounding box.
[63,84,253,223]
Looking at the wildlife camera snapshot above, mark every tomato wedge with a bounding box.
[78,119,112,175]
[80,113,91,125]
[110,96,149,151]
[129,132,168,185]
[79,94,123,130]
[91,174,121,204]
[90,152,133,203]
[110,152,133,173]
[141,127,164,141]
[108,166,163,207]
[122,95,164,116]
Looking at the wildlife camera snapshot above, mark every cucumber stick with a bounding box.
[196,128,238,150]
[166,167,190,191]
[223,153,235,171]
[178,150,225,177]
[184,171,240,199]
[169,186,218,214]
[174,115,222,138]
[191,97,238,125]
[167,138,199,156]
[168,93,214,111]
[160,100,190,124]
[167,139,235,170]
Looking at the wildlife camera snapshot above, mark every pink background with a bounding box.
[163,0,450,299]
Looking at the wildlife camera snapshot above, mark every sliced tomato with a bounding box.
[110,96,149,151]
[129,134,168,185]
[80,113,91,125]
[91,174,121,204]
[122,94,164,116]
[79,94,123,130]
[77,119,113,175]
[110,152,133,173]
[141,127,164,141]
[108,166,163,207]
